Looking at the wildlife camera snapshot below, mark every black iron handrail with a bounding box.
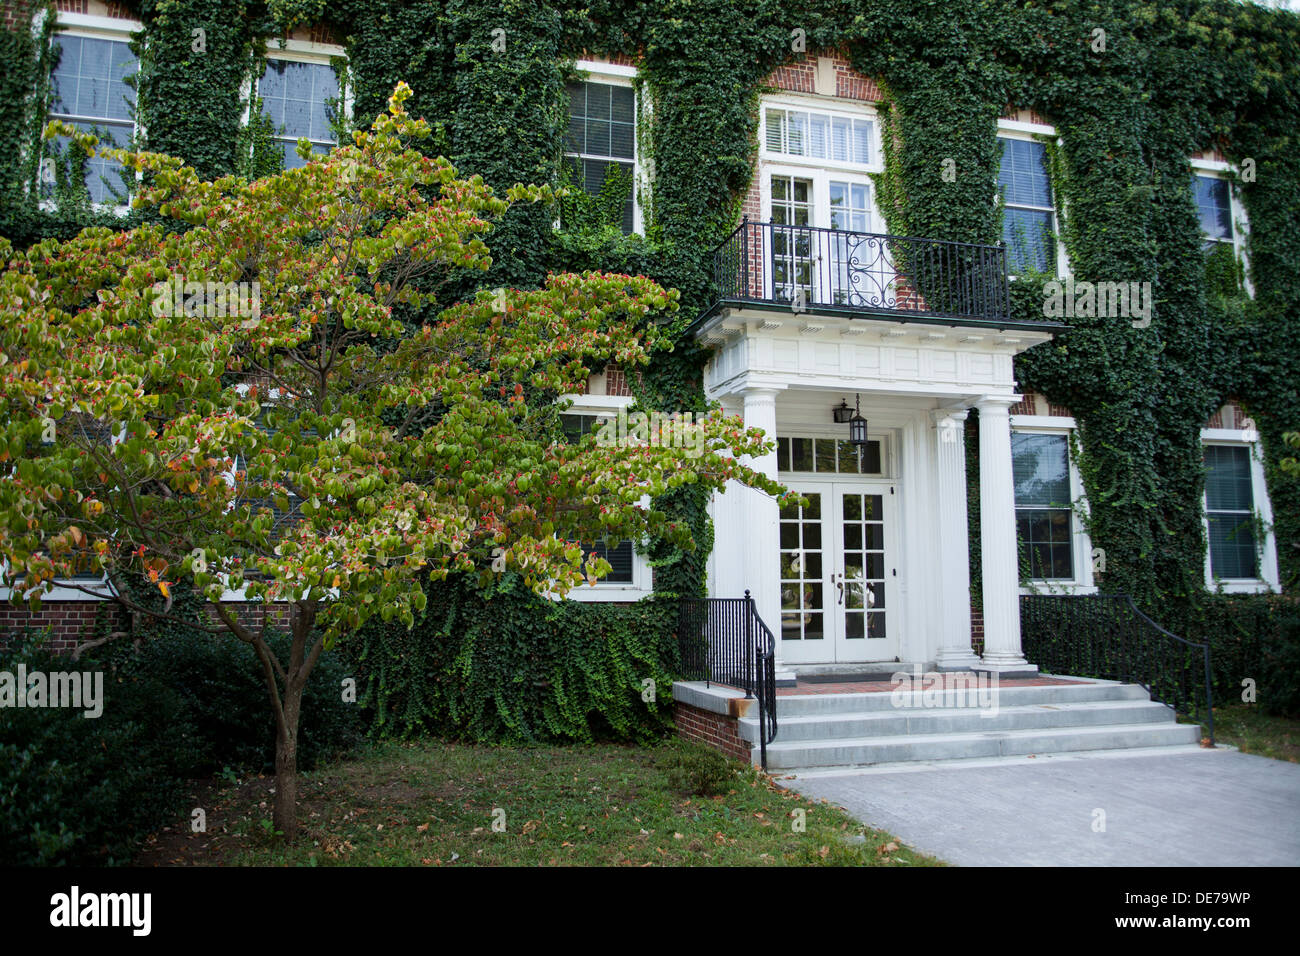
[678,590,778,768]
[1021,593,1215,745]
[709,218,1018,324]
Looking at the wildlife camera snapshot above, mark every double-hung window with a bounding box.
[256,56,340,169]
[997,136,1056,275]
[1201,420,1277,592]
[564,70,637,234]
[1012,432,1074,580]
[1192,174,1234,250]
[46,29,138,206]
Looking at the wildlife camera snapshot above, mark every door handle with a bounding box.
[835,573,844,606]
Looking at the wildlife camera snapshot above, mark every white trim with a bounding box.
[565,64,643,235]
[759,95,884,175]
[996,122,1068,278]
[1191,165,1253,297]
[556,395,655,601]
[1011,416,1097,594]
[257,42,351,161]
[1200,427,1280,594]
[44,16,142,216]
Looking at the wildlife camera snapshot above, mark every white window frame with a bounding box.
[252,37,350,169]
[42,11,144,216]
[1190,158,1253,297]
[1201,426,1279,594]
[556,392,654,602]
[758,94,885,232]
[567,60,643,236]
[1010,415,1097,594]
[996,120,1068,279]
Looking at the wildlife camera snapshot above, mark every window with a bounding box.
[1192,173,1233,249]
[776,436,883,475]
[764,107,873,165]
[559,408,648,597]
[46,33,137,205]
[1012,432,1073,580]
[998,137,1056,274]
[1204,444,1258,580]
[257,58,339,169]
[564,79,636,233]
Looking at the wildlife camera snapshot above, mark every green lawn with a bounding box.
[1206,704,1300,763]
[136,739,942,867]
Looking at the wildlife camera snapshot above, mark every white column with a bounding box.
[931,409,981,671]
[738,387,791,680]
[975,397,1036,674]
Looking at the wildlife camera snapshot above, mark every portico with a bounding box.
[695,225,1059,678]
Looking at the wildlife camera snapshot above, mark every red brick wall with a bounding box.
[1011,390,1074,419]
[673,700,752,763]
[1205,397,1247,429]
[971,606,985,657]
[0,600,124,653]
[3,0,38,31]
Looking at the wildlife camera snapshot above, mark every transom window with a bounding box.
[776,436,883,475]
[998,137,1056,275]
[257,59,339,170]
[1204,444,1257,579]
[1192,174,1233,249]
[1012,432,1073,580]
[46,33,137,204]
[564,80,636,233]
[764,107,874,166]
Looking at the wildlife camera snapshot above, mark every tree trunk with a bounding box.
[273,685,302,839]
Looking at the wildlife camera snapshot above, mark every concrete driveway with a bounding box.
[777,747,1300,866]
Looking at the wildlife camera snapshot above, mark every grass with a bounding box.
[1205,704,1300,762]
[135,739,942,867]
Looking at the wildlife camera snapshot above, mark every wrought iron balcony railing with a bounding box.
[709,218,1017,325]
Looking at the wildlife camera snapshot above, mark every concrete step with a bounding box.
[758,721,1204,770]
[738,698,1175,743]
[773,679,1149,717]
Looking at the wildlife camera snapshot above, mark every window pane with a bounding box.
[1193,175,1232,242]
[260,60,338,146]
[1207,515,1257,579]
[567,80,634,161]
[1004,208,1053,273]
[765,109,784,152]
[998,138,1052,208]
[1012,433,1071,508]
[1204,445,1253,511]
[586,539,634,584]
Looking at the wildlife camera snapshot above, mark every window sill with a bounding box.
[1019,582,1098,596]
[1206,579,1279,595]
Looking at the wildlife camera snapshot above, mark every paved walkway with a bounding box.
[777,747,1300,866]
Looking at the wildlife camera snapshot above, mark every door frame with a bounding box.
[778,474,901,664]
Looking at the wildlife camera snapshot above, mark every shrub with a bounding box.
[349,572,677,744]
[0,634,195,865]
[658,740,738,796]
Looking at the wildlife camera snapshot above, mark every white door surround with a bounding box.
[699,308,1052,675]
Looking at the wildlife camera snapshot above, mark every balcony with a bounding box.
[702,219,1047,330]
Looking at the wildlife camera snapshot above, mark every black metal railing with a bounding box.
[678,590,778,767]
[1021,593,1215,744]
[711,218,1015,323]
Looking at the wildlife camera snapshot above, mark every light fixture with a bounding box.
[848,394,869,448]
[832,399,854,424]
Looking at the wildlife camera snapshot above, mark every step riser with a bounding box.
[759,725,1203,769]
[775,682,1148,716]
[738,702,1173,743]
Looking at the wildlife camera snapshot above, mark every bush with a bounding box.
[658,740,739,796]
[349,572,678,744]
[0,623,364,865]
[105,627,365,775]
[0,635,195,865]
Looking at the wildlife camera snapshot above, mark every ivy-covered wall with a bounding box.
[3,0,1298,631]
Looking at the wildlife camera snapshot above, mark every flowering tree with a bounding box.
[0,84,786,838]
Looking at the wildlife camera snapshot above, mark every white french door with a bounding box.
[766,171,883,309]
[778,479,900,664]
